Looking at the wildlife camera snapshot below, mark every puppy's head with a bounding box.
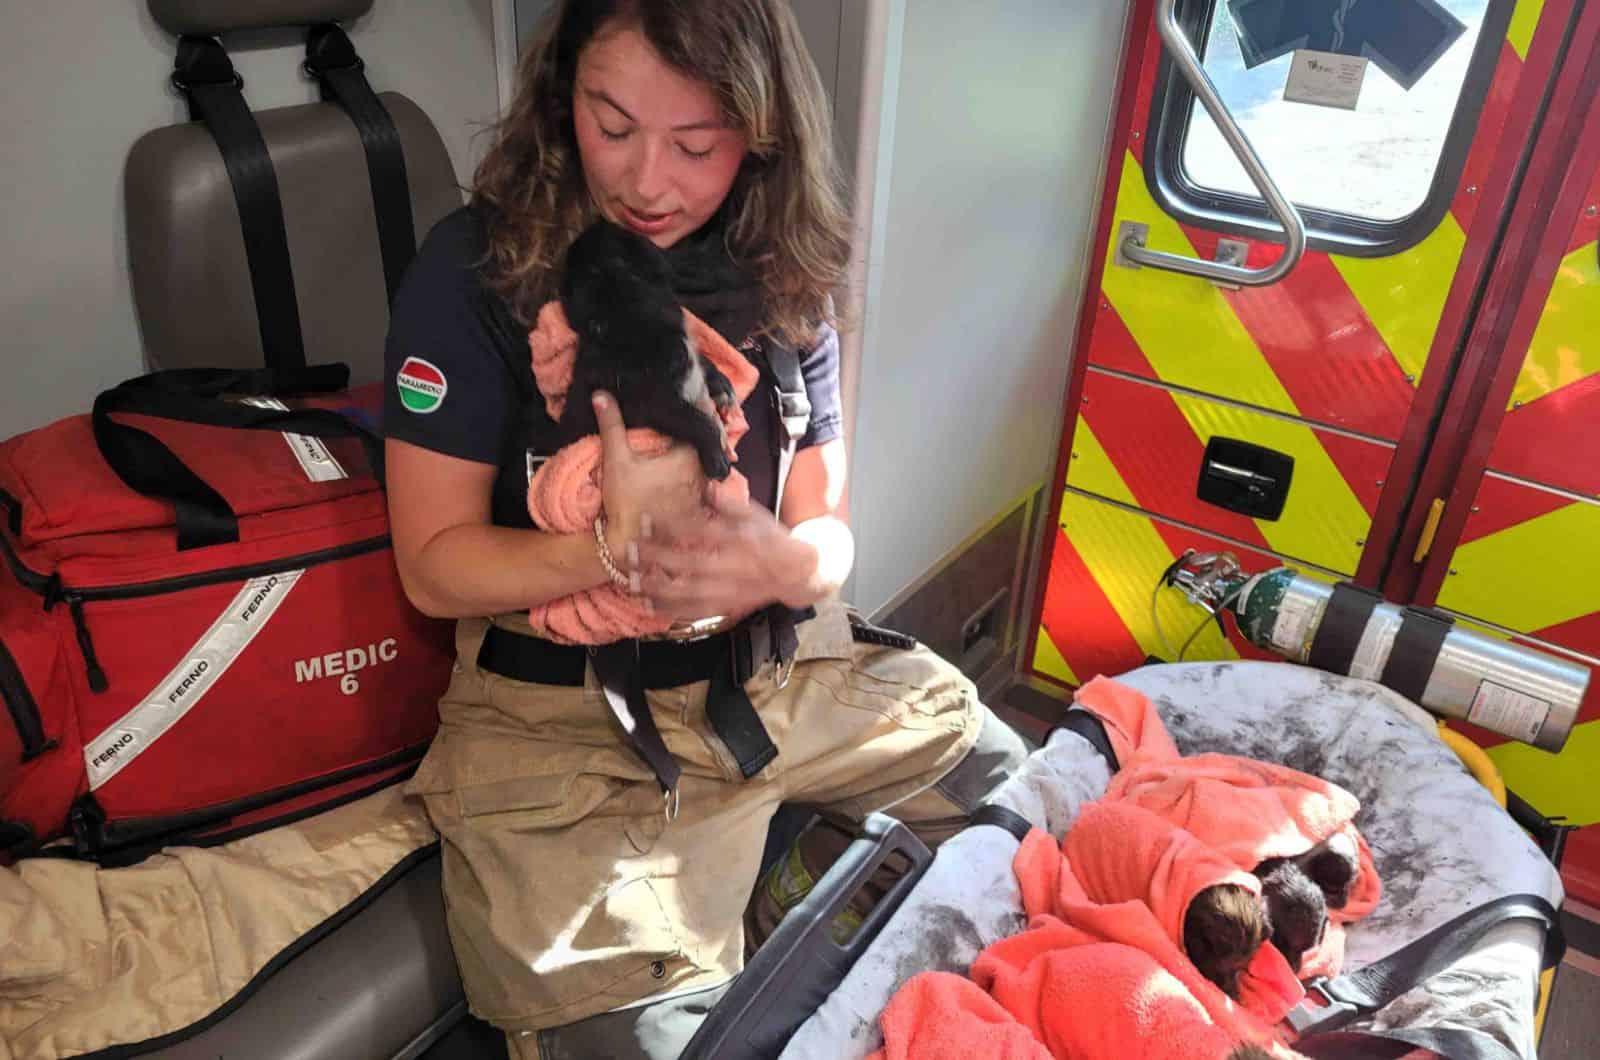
[560,221,677,335]
[1300,832,1361,910]
[1254,858,1327,972]
[1184,883,1270,999]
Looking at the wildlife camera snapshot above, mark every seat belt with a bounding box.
[304,24,417,304]
[171,36,307,373]
[1291,893,1564,1060]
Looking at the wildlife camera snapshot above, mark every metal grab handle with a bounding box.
[1121,0,1308,286]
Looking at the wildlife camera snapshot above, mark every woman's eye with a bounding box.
[599,126,631,142]
[678,142,714,161]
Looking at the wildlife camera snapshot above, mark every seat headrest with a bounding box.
[149,0,374,37]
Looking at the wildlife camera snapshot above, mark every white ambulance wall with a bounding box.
[0,1,500,437]
[842,0,1131,615]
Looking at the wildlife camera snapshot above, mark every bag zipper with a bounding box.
[1,527,390,692]
[69,742,426,860]
[0,637,53,760]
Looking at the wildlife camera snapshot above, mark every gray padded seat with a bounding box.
[123,3,472,1056]
[126,0,461,385]
[147,853,472,1060]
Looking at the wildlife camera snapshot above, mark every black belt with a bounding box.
[477,605,812,796]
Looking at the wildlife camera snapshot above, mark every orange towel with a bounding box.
[870,971,1055,1060]
[868,806,1305,1060]
[523,303,760,644]
[1072,677,1382,979]
[1020,803,1305,1029]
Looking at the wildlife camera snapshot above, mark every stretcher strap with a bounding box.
[969,803,1032,841]
[1047,708,1120,772]
[1291,893,1564,1053]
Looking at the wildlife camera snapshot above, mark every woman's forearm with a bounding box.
[400,523,614,619]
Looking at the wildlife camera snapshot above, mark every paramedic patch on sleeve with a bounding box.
[396,357,448,414]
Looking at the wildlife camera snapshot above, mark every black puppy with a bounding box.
[1253,857,1327,973]
[557,220,736,481]
[1297,831,1361,910]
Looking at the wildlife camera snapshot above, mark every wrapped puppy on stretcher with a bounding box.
[687,662,1564,1060]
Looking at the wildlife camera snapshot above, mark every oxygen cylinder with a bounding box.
[1229,569,1587,753]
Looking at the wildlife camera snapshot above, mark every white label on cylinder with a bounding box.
[1349,609,1402,682]
[1271,596,1318,659]
[1467,680,1550,744]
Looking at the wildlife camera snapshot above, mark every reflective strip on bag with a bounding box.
[83,571,305,790]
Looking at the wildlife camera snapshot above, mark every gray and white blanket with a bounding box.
[780,662,1561,1060]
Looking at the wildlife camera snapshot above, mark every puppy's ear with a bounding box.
[1225,1044,1275,1060]
[1299,834,1360,909]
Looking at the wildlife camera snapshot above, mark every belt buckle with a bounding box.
[662,785,681,823]
[775,655,795,690]
[1284,978,1359,1035]
[656,615,730,643]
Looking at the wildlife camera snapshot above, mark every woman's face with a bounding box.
[573,25,749,249]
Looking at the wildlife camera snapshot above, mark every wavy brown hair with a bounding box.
[472,0,851,347]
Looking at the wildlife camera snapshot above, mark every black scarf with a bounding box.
[660,207,768,350]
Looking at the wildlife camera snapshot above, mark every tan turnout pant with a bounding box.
[405,599,1022,1058]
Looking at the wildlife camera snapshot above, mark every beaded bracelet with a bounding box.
[593,515,631,590]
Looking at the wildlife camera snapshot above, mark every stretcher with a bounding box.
[688,662,1565,1060]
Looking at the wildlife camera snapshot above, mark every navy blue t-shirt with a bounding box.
[383,207,843,527]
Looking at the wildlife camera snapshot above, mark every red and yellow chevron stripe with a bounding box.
[1033,0,1600,896]
[1432,167,1600,899]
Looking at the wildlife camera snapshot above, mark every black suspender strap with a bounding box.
[171,36,307,373]
[1289,893,1563,1057]
[763,342,812,507]
[708,646,779,780]
[304,24,417,304]
[589,642,683,797]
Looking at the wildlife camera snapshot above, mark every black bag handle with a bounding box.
[91,365,385,551]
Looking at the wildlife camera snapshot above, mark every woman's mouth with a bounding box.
[619,204,677,236]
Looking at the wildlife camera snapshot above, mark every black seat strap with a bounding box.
[1289,893,1563,1052]
[304,24,417,304]
[172,36,307,373]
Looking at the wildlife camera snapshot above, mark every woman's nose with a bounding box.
[630,137,671,205]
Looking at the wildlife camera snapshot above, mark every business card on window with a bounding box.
[1283,49,1368,111]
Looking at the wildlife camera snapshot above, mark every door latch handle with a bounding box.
[1413,498,1447,563]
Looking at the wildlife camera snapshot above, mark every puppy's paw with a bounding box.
[701,449,733,482]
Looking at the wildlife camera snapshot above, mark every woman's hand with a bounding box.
[633,487,824,621]
[592,391,710,563]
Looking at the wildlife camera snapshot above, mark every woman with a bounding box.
[382,2,1026,1056]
